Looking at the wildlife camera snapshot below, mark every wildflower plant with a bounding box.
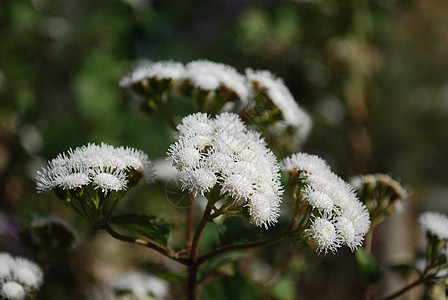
[36,143,154,224]
[30,58,442,300]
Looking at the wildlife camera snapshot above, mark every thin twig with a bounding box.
[381,277,424,300]
[100,221,189,265]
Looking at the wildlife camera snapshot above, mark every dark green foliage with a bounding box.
[110,214,171,247]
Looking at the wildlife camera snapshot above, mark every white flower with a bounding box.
[91,168,128,195]
[36,143,153,193]
[109,271,168,299]
[183,60,250,101]
[334,216,362,251]
[119,60,185,88]
[1,281,25,300]
[167,112,283,229]
[180,167,217,196]
[11,257,43,289]
[303,188,334,213]
[0,252,14,279]
[307,218,339,254]
[419,211,448,240]
[245,68,312,141]
[0,253,44,293]
[350,173,409,214]
[281,153,330,176]
[281,152,371,253]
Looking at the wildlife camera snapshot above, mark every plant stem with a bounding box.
[381,277,424,300]
[100,221,188,265]
[186,193,196,256]
[187,201,212,300]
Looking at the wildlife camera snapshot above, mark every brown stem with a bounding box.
[381,277,424,300]
[186,193,196,256]
[187,201,212,300]
[101,221,188,265]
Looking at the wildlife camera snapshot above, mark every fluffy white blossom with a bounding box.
[167,112,283,229]
[281,153,370,253]
[36,143,153,194]
[0,252,43,297]
[245,69,312,142]
[1,281,25,300]
[182,60,250,101]
[0,253,15,279]
[119,60,185,88]
[109,271,169,299]
[307,218,339,254]
[12,258,43,288]
[419,211,448,240]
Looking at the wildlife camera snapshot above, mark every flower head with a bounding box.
[12,258,43,288]
[109,271,168,299]
[119,60,185,88]
[245,69,312,143]
[281,153,370,253]
[1,281,25,300]
[182,60,250,101]
[36,143,154,194]
[0,252,43,297]
[350,173,408,218]
[419,211,448,241]
[307,218,339,254]
[168,112,283,229]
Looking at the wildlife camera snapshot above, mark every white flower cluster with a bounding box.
[36,143,153,195]
[109,271,168,299]
[119,60,185,88]
[120,59,312,144]
[419,211,448,241]
[182,60,250,101]
[167,112,283,229]
[0,253,43,300]
[120,59,250,102]
[350,173,408,214]
[246,69,312,142]
[281,153,371,254]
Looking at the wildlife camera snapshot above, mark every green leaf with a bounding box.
[271,277,296,300]
[356,248,384,291]
[218,217,263,247]
[200,251,248,281]
[110,214,171,247]
[155,272,187,282]
[201,272,258,300]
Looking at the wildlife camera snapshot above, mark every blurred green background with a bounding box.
[1,0,448,299]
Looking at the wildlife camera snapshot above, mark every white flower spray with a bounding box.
[0,252,44,300]
[167,112,283,229]
[36,143,154,195]
[281,153,371,254]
